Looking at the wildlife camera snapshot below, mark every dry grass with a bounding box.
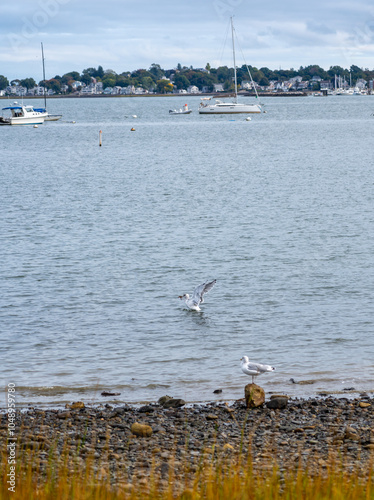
[1,437,374,500]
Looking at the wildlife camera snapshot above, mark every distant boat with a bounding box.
[36,42,62,122]
[199,18,262,115]
[169,104,192,115]
[0,102,45,125]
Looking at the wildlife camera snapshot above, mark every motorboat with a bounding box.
[169,104,192,115]
[199,18,262,115]
[0,103,45,125]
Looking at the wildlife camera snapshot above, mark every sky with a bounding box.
[1,0,374,81]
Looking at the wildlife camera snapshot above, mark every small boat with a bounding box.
[0,102,45,125]
[169,104,192,115]
[199,18,262,115]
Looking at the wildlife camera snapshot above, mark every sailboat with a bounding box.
[34,43,62,121]
[199,18,262,114]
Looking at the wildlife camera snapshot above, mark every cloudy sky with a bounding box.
[1,0,374,80]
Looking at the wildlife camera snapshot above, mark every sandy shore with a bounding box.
[2,394,374,489]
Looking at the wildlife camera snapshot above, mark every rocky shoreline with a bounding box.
[2,393,374,490]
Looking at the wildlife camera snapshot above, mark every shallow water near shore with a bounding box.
[1,95,374,408]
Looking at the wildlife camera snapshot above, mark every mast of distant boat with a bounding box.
[231,17,238,104]
[41,42,47,112]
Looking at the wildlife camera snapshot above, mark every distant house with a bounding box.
[240,81,251,90]
[121,85,136,95]
[320,80,333,90]
[271,81,287,92]
[81,84,96,94]
[213,83,225,92]
[356,78,367,89]
[34,86,46,96]
[289,79,308,91]
[103,87,113,94]
[71,80,86,90]
[289,76,303,84]
[187,85,200,93]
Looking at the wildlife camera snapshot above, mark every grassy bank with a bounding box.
[1,443,373,499]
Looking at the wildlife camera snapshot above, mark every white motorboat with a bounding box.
[199,18,262,115]
[0,103,45,125]
[169,104,192,115]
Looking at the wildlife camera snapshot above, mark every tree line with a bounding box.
[1,63,373,94]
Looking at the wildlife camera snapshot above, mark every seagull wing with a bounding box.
[191,280,216,306]
[244,362,261,374]
[257,363,275,373]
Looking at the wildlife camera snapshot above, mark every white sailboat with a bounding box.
[199,18,262,115]
[35,43,62,121]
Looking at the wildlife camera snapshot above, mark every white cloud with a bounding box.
[1,0,374,80]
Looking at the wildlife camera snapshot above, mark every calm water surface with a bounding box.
[1,95,374,407]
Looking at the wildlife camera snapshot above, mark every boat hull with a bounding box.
[169,110,192,115]
[44,114,62,121]
[0,117,45,125]
[199,103,262,114]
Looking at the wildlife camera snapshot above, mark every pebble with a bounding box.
[130,423,153,437]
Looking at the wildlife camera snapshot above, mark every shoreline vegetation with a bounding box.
[0,91,309,100]
[2,395,374,499]
[1,62,373,98]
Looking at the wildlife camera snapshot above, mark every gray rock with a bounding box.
[266,398,288,410]
[162,398,186,409]
[158,395,173,406]
[138,405,155,413]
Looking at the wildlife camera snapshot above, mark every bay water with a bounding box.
[1,94,374,407]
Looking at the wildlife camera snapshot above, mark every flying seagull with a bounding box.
[241,355,275,383]
[179,279,216,311]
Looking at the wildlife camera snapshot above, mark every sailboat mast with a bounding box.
[231,17,238,103]
[41,42,47,110]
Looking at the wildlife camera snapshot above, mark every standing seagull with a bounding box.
[241,356,275,383]
[179,279,216,311]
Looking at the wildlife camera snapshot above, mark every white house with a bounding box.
[213,83,225,92]
[187,85,200,93]
[71,81,84,90]
[120,85,136,95]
